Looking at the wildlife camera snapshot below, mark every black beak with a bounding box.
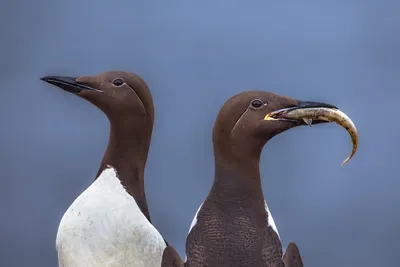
[265,100,338,125]
[296,100,337,110]
[40,76,100,93]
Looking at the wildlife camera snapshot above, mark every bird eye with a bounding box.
[112,78,124,86]
[250,99,264,108]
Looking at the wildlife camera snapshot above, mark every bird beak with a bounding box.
[40,76,101,94]
[264,100,358,166]
[264,100,338,125]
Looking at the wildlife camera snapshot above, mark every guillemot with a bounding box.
[41,71,183,267]
[184,91,357,267]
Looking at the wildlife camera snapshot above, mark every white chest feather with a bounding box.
[56,167,166,267]
[186,201,280,238]
[185,202,203,262]
[184,201,280,262]
[265,201,280,239]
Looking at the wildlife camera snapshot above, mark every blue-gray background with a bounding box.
[1,1,398,266]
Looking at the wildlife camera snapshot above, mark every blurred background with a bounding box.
[1,1,399,266]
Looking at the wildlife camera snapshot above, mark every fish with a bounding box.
[267,107,358,166]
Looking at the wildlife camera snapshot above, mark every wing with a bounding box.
[262,201,286,267]
[262,223,286,267]
[263,201,303,267]
[161,246,184,267]
[283,242,303,267]
[184,202,207,266]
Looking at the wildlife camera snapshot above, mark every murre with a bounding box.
[41,71,183,267]
[184,91,358,267]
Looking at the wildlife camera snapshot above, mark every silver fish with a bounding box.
[267,107,358,166]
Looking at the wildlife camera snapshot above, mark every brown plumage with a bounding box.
[41,71,183,267]
[162,246,185,267]
[41,71,155,220]
[283,243,303,267]
[185,91,356,267]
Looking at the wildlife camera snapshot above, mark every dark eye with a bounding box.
[251,99,264,108]
[112,78,124,86]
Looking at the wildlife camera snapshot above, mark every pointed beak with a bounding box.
[295,101,338,110]
[264,100,338,124]
[40,76,101,93]
[264,100,358,166]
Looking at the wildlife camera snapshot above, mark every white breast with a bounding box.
[184,202,203,262]
[265,200,280,239]
[56,166,166,267]
[187,202,203,235]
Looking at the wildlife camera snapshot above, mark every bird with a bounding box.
[184,91,357,267]
[41,71,183,267]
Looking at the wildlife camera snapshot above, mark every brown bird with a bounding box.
[184,91,357,267]
[41,71,183,267]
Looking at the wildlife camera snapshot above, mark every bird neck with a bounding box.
[213,150,264,199]
[96,116,153,222]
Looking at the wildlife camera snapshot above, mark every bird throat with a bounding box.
[213,157,264,199]
[95,118,153,222]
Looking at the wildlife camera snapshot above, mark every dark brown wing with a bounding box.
[262,224,286,267]
[184,219,210,267]
[161,246,184,267]
[283,242,303,267]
